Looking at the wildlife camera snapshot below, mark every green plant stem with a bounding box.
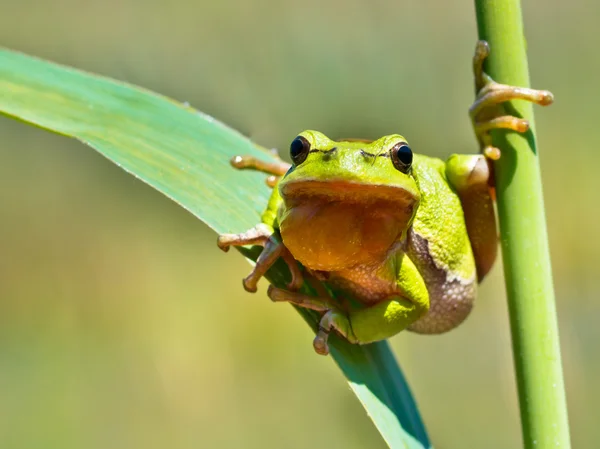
[473,1,571,448]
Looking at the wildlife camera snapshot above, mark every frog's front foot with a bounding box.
[217,224,303,292]
[470,40,554,160]
[267,285,356,355]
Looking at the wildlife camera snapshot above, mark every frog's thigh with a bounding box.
[445,154,498,280]
[348,255,430,344]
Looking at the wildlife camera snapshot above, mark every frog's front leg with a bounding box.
[450,41,555,279]
[217,223,303,292]
[446,154,497,280]
[471,40,554,160]
[269,255,429,355]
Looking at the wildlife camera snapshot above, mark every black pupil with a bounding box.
[290,137,306,159]
[396,145,412,165]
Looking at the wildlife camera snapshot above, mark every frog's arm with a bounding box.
[443,42,553,280]
[268,253,429,355]
[445,154,497,281]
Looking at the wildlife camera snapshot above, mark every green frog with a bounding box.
[217,41,553,355]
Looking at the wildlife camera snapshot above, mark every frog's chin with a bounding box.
[278,181,417,272]
[280,179,417,205]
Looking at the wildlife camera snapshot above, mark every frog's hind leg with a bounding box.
[230,153,291,187]
[217,224,303,292]
[268,291,427,356]
[269,255,429,356]
[471,40,554,160]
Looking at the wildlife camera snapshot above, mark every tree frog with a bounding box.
[217,41,553,355]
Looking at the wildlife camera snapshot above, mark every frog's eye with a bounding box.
[390,142,413,173]
[290,136,311,165]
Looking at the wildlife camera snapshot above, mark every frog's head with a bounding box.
[278,130,421,271]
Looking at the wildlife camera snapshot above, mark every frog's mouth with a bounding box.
[278,180,419,271]
[280,179,418,207]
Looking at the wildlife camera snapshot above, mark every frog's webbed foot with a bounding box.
[230,152,291,188]
[470,40,554,160]
[217,223,303,292]
[267,285,356,355]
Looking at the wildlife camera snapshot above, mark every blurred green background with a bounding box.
[1,0,598,448]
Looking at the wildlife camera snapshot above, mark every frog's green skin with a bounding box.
[274,131,493,335]
[217,41,553,355]
[218,130,498,353]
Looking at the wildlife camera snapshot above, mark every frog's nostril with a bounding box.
[321,146,337,160]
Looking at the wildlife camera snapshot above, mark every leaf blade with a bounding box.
[0,48,431,449]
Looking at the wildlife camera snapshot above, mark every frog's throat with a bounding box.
[278,181,418,272]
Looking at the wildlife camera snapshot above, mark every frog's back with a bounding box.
[406,154,477,333]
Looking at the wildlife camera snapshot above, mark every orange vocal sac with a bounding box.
[278,183,417,272]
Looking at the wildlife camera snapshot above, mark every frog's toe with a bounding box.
[242,274,259,293]
[470,85,554,119]
[473,116,530,161]
[475,115,529,135]
[266,175,279,188]
[216,234,233,252]
[313,310,356,356]
[280,249,304,291]
[229,154,290,177]
[313,329,330,355]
